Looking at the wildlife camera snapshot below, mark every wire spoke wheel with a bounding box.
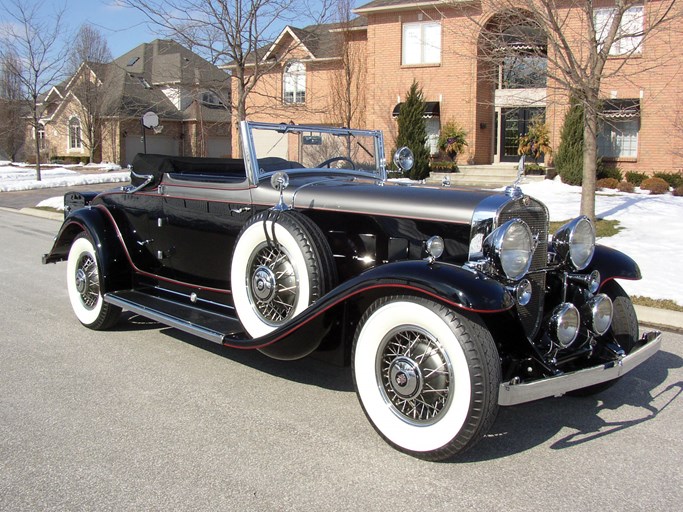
[248,242,298,325]
[74,253,101,310]
[377,327,453,425]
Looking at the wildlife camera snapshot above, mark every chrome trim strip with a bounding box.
[498,331,662,406]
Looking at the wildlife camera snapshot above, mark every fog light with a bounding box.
[425,236,445,260]
[550,303,580,348]
[586,294,613,335]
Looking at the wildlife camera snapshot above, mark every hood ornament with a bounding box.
[505,155,525,199]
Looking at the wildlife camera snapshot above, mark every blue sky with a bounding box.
[3,0,335,60]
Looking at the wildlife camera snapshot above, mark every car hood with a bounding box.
[280,177,504,225]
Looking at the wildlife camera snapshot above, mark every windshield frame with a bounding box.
[240,121,387,186]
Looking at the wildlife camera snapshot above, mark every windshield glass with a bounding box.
[242,122,386,181]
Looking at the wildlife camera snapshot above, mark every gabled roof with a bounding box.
[41,39,230,122]
[226,17,368,68]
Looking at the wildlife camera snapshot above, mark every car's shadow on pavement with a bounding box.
[117,318,682,461]
[457,349,683,463]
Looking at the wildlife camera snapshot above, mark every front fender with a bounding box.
[42,206,132,293]
[238,260,515,359]
[587,245,641,287]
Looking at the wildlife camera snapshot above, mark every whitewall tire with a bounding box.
[353,296,500,460]
[66,234,121,330]
[231,211,335,338]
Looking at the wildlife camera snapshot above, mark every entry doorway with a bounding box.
[499,107,545,162]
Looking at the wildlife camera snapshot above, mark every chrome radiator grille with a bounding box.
[499,197,549,338]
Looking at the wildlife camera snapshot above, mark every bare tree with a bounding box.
[0,51,26,161]
[120,0,332,153]
[327,0,366,129]
[444,0,681,221]
[0,0,69,179]
[67,24,113,74]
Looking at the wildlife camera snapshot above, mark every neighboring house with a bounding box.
[237,1,683,174]
[226,19,367,158]
[34,39,231,166]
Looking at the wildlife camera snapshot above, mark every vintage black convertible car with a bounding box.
[43,121,661,460]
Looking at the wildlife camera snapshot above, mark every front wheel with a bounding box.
[352,296,500,461]
[66,233,121,330]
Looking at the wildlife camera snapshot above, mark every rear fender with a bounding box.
[42,206,132,293]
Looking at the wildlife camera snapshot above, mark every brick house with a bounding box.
[35,39,231,166]
[235,0,683,174]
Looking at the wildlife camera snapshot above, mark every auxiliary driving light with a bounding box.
[549,303,580,348]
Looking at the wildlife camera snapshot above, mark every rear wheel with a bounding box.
[352,296,500,461]
[66,234,121,330]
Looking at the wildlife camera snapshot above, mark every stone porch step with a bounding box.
[428,164,546,188]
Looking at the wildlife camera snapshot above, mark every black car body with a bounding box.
[44,121,661,460]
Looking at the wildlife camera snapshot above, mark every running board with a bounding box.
[104,290,246,345]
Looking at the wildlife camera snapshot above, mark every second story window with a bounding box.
[595,5,644,56]
[69,117,82,150]
[402,21,441,65]
[283,61,306,104]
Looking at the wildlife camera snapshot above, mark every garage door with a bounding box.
[124,135,179,166]
[251,128,288,159]
[206,137,231,158]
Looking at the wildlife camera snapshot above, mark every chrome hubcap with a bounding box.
[75,254,99,310]
[377,327,453,425]
[247,243,298,325]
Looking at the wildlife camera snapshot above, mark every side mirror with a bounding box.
[393,146,414,172]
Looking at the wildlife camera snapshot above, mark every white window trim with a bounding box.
[594,5,644,56]
[68,116,82,151]
[598,118,639,159]
[402,21,441,66]
[283,61,306,104]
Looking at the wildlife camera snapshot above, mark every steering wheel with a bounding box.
[317,156,356,170]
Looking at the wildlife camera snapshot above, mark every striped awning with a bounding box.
[602,99,640,119]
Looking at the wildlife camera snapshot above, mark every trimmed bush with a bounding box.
[653,171,683,188]
[596,178,619,189]
[598,165,623,182]
[640,177,670,194]
[625,171,648,186]
[555,99,584,185]
[673,186,683,197]
[617,181,635,193]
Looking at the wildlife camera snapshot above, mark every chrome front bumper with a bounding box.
[498,331,662,406]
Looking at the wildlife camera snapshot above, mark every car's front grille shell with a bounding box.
[499,197,549,339]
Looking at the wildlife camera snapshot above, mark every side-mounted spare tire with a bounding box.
[230,210,336,338]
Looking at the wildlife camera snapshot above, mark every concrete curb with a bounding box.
[4,206,683,333]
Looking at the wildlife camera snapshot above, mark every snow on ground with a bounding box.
[515,178,683,306]
[1,163,679,306]
[0,162,129,192]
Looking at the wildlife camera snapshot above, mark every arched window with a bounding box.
[283,61,306,104]
[69,117,82,149]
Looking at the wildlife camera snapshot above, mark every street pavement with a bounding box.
[1,209,682,511]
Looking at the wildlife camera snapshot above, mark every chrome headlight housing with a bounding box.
[552,216,595,270]
[483,219,534,281]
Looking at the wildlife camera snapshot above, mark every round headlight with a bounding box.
[585,294,613,335]
[550,303,580,348]
[552,216,595,270]
[483,219,534,280]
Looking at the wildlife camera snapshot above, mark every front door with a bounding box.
[500,107,545,162]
